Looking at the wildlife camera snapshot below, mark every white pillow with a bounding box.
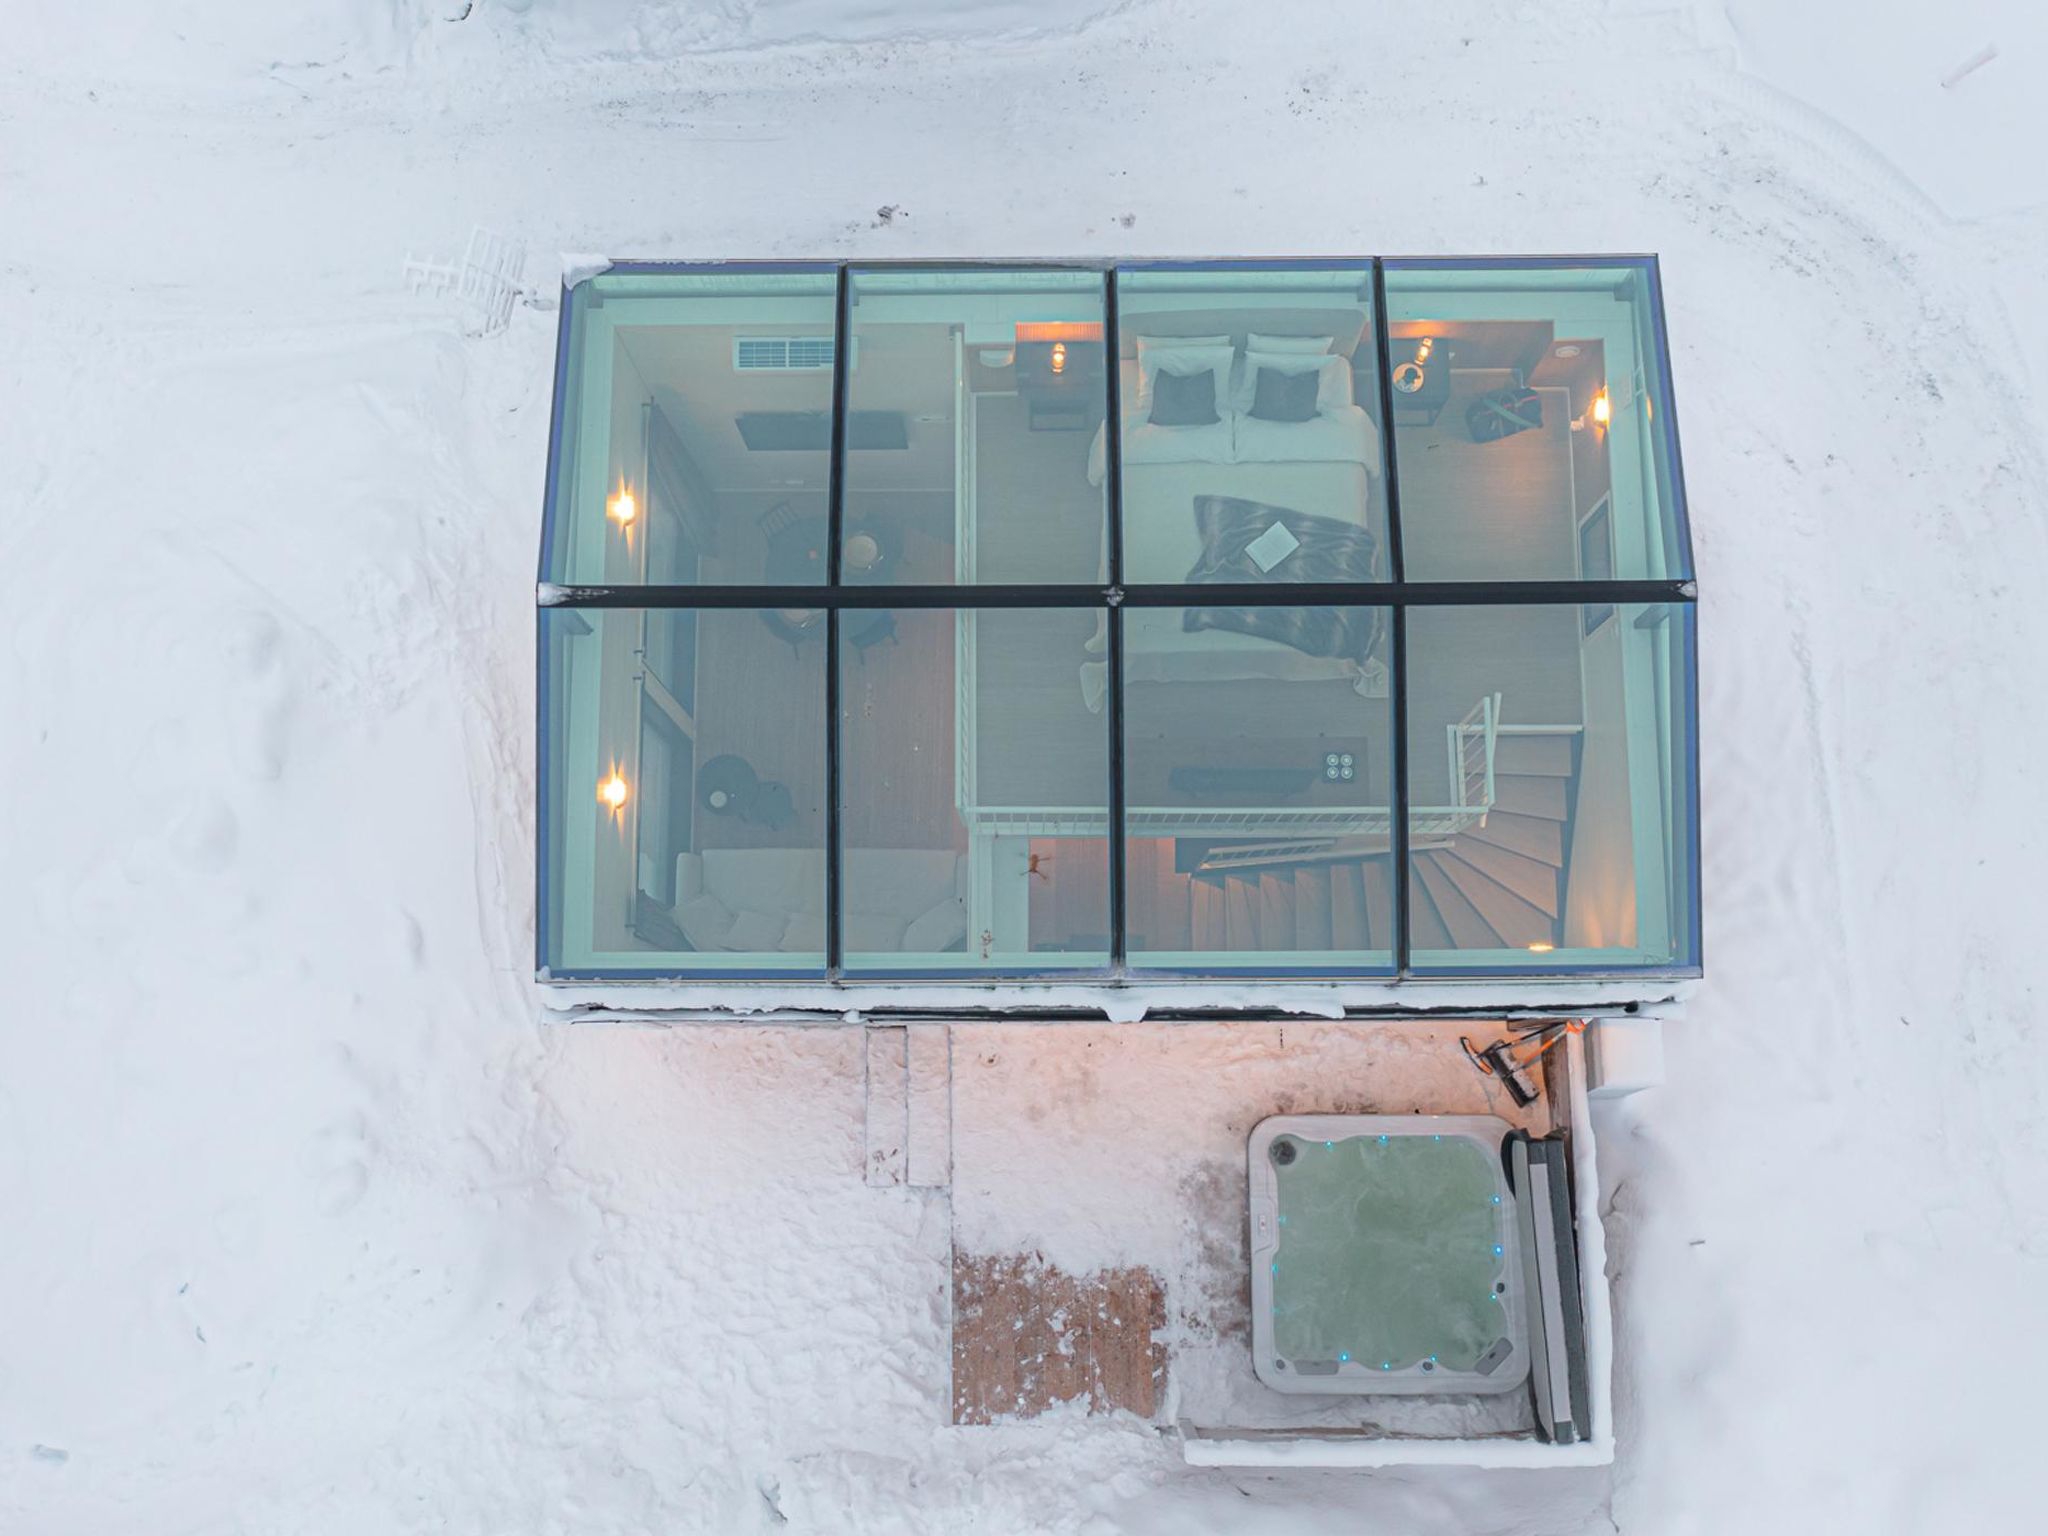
[1136,333,1229,361]
[1247,332,1335,355]
[780,912,827,954]
[723,907,789,953]
[903,895,969,955]
[1234,351,1351,414]
[1136,345,1236,418]
[674,890,735,949]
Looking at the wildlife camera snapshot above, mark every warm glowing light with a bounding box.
[1527,941,1555,953]
[1590,389,1611,426]
[598,771,629,812]
[607,483,638,528]
[1050,341,1068,375]
[1414,336,1435,362]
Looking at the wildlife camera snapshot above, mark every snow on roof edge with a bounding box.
[536,977,1695,1025]
[561,254,612,290]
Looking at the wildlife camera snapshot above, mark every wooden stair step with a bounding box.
[1493,773,1570,821]
[1446,839,1561,917]
[1362,857,1394,952]
[1148,844,1191,951]
[1259,872,1296,950]
[1467,809,1564,866]
[1409,868,1490,950]
[1192,876,1223,949]
[1407,864,1458,952]
[1436,852,1556,948]
[1330,862,1368,949]
[1414,855,1498,950]
[1225,876,1260,950]
[1493,733,1576,777]
[1294,866,1333,951]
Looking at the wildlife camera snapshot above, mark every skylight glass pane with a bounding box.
[540,268,840,587]
[1383,259,1693,583]
[841,268,1107,585]
[540,606,827,977]
[1112,264,1388,585]
[1122,604,1396,973]
[838,606,1110,974]
[1402,602,1698,974]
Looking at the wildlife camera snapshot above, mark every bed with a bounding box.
[1079,342,1389,711]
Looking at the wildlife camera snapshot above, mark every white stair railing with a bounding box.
[957,696,1503,845]
[955,611,978,817]
[1446,692,1502,824]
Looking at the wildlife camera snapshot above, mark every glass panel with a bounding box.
[540,606,827,976]
[1382,260,1692,582]
[839,606,1110,973]
[540,269,840,587]
[1403,602,1698,973]
[842,268,1108,585]
[1112,264,1388,585]
[1122,604,1396,972]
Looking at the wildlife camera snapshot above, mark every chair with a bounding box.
[849,610,898,663]
[759,607,821,659]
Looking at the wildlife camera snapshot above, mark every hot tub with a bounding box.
[1249,1114,1529,1396]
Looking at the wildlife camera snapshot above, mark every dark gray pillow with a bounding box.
[1250,366,1321,423]
[1149,368,1220,427]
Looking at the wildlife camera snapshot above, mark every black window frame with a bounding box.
[537,256,1700,985]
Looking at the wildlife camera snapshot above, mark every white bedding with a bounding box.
[1119,456,1378,584]
[1078,385,1388,711]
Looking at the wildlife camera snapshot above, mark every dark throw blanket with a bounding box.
[1180,495,1385,667]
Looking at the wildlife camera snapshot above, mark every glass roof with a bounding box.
[536,259,1698,983]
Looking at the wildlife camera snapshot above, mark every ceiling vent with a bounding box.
[733,335,849,371]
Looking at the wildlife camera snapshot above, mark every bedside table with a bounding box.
[1015,337,1105,432]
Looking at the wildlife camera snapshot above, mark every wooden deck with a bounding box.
[951,1253,1167,1424]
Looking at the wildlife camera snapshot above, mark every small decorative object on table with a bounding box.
[1389,335,1452,427]
[698,754,760,817]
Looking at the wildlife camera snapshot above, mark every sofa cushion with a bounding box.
[903,896,969,955]
[842,911,908,954]
[674,890,736,949]
[780,912,827,954]
[725,907,789,953]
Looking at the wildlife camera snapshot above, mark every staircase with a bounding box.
[1161,725,1582,957]
[1188,853,1398,953]
[1409,727,1580,953]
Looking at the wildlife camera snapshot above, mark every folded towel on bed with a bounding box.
[1180,495,1385,666]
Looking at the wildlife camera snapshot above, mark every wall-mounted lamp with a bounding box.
[607,482,638,529]
[1413,336,1435,364]
[1590,388,1611,427]
[1050,341,1068,375]
[598,770,629,814]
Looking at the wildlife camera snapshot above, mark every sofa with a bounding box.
[672,848,970,956]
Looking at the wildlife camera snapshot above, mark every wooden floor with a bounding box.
[972,393,1105,583]
[1397,370,1580,580]
[688,609,827,853]
[951,1252,1167,1424]
[690,517,964,854]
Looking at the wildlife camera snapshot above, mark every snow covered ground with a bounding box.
[3,1,2046,1530]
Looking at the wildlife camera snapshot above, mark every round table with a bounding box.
[697,754,760,817]
[764,516,900,585]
